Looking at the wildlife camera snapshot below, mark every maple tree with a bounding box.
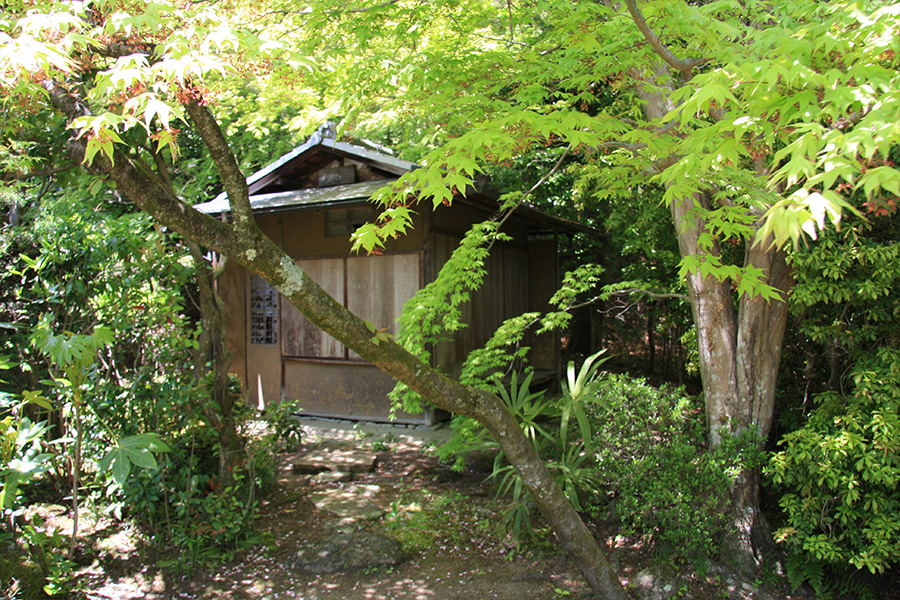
[2,0,899,594]
[286,0,899,568]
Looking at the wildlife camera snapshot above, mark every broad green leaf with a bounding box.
[98,434,169,485]
[21,390,52,411]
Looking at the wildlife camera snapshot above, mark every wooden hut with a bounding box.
[195,124,584,424]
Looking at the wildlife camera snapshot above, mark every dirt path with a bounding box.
[83,420,596,599]
[55,419,818,600]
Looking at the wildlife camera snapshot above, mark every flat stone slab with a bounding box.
[288,530,404,574]
[308,484,384,521]
[292,447,378,474]
[632,566,680,600]
[311,470,354,484]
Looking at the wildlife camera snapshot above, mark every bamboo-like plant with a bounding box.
[559,349,610,455]
[488,349,613,538]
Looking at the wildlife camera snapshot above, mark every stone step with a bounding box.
[291,446,378,474]
[308,484,384,521]
[288,530,404,574]
[311,470,353,484]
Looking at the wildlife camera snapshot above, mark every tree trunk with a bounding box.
[189,241,243,488]
[669,192,741,446]
[46,83,626,600]
[634,40,794,568]
[725,231,791,570]
[142,140,245,488]
[671,192,792,571]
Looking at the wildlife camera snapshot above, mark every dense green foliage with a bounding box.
[767,202,900,592]
[485,148,691,380]
[0,134,297,592]
[769,350,900,592]
[441,365,762,566]
[587,375,761,564]
[118,394,264,569]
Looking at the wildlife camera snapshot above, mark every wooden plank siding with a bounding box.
[431,233,531,379]
[279,252,426,422]
[282,361,409,421]
[347,253,422,359]
[281,258,345,359]
[280,254,422,361]
[527,237,559,373]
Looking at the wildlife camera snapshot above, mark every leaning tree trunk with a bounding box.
[46,83,626,600]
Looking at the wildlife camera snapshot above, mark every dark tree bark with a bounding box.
[188,241,243,487]
[144,140,245,487]
[45,83,626,600]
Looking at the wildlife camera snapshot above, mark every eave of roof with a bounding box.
[195,124,594,235]
[194,179,395,215]
[205,130,416,205]
[453,194,597,236]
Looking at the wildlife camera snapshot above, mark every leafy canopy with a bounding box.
[279,0,900,272]
[1,0,306,166]
[5,0,898,267]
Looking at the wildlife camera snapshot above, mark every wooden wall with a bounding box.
[346,253,422,359]
[282,361,430,422]
[427,200,560,380]
[281,258,344,359]
[277,253,423,421]
[431,232,531,379]
[279,202,424,258]
[219,194,559,422]
[527,237,559,373]
[279,253,421,359]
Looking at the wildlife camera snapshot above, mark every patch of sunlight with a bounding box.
[91,571,166,600]
[361,577,435,600]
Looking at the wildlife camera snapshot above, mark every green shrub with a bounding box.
[587,374,759,563]
[116,410,274,572]
[263,396,304,452]
[767,348,900,595]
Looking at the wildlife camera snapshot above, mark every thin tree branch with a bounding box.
[1,163,77,181]
[652,153,681,173]
[612,116,675,142]
[182,99,256,231]
[489,143,572,251]
[92,42,155,59]
[599,140,646,153]
[624,0,709,81]
[604,287,689,302]
[561,287,689,318]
